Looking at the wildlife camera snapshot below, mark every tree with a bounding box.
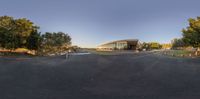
[0,16,39,49]
[171,38,185,49]
[14,18,39,48]
[161,43,172,49]
[140,42,161,50]
[27,30,42,50]
[42,32,71,47]
[0,16,18,49]
[141,42,150,50]
[0,15,72,55]
[149,42,161,49]
[41,32,71,53]
[182,17,200,47]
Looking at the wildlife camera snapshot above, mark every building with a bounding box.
[97,39,139,51]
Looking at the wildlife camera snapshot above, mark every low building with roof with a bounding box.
[97,39,139,51]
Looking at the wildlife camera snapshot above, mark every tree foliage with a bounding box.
[40,32,71,53]
[0,15,72,55]
[161,43,172,49]
[149,42,162,49]
[141,42,161,50]
[27,30,42,50]
[0,16,17,49]
[172,38,185,49]
[141,42,150,50]
[41,32,71,47]
[0,16,39,49]
[182,17,200,47]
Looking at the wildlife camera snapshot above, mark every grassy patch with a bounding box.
[172,50,191,55]
[92,51,116,55]
[85,49,118,55]
[162,50,194,57]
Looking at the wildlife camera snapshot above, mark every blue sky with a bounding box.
[1,0,200,48]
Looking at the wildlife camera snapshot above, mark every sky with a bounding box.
[1,0,200,48]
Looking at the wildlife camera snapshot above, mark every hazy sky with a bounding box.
[1,0,200,47]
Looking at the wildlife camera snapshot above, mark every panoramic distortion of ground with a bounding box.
[1,52,200,99]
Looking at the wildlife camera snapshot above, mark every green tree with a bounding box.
[0,16,18,49]
[182,17,200,47]
[149,42,161,49]
[27,30,42,50]
[41,32,71,53]
[141,42,150,50]
[14,18,39,47]
[0,16,39,49]
[42,32,71,47]
[0,15,72,55]
[171,38,185,49]
[53,32,71,46]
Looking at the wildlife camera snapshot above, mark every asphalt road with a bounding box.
[0,52,200,99]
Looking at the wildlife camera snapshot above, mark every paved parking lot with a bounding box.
[0,52,200,99]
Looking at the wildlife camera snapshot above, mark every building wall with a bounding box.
[97,40,138,51]
[116,41,128,50]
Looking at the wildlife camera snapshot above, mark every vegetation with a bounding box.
[171,38,186,49]
[0,15,72,55]
[141,42,162,50]
[162,50,195,58]
[0,16,39,49]
[167,17,200,57]
[149,42,162,49]
[39,32,71,55]
[182,17,200,48]
[161,43,172,49]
